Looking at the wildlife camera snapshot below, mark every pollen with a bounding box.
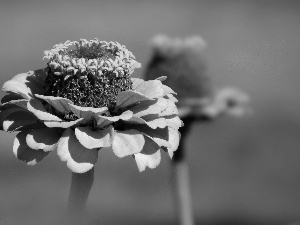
[43,39,140,120]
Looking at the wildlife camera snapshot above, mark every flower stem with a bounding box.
[172,117,195,225]
[68,168,94,215]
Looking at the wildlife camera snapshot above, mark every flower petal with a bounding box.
[26,128,63,152]
[162,84,176,96]
[126,116,167,129]
[95,110,133,127]
[164,94,178,103]
[116,90,151,109]
[155,76,167,82]
[2,68,47,100]
[68,104,108,120]
[35,94,73,113]
[1,92,23,104]
[56,128,98,173]
[131,78,144,89]
[1,99,29,110]
[75,126,114,149]
[3,110,39,131]
[162,128,180,158]
[13,131,50,165]
[134,80,164,99]
[44,118,87,128]
[27,99,63,121]
[112,130,145,158]
[124,124,172,149]
[130,98,178,118]
[134,150,161,172]
[164,115,183,130]
[0,107,27,130]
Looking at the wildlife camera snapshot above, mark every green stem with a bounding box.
[173,159,194,225]
[172,117,194,225]
[68,168,94,215]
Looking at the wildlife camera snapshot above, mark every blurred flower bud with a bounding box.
[145,34,211,100]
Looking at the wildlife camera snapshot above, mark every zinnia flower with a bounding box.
[145,34,250,119]
[0,38,182,173]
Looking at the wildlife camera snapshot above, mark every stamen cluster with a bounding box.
[43,39,140,119]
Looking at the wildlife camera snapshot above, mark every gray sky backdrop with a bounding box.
[0,0,300,224]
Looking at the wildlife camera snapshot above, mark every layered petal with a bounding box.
[3,110,39,131]
[112,129,145,158]
[2,69,47,100]
[116,90,151,109]
[95,110,133,128]
[162,128,180,158]
[35,94,73,114]
[13,131,50,165]
[125,116,167,129]
[56,128,98,173]
[1,99,29,110]
[68,104,108,120]
[1,92,23,104]
[164,94,178,103]
[26,128,63,152]
[75,126,114,149]
[129,98,178,118]
[125,124,178,155]
[27,99,62,121]
[164,115,183,130]
[112,129,163,166]
[155,76,167,82]
[0,107,27,130]
[134,151,161,172]
[133,80,164,99]
[131,78,144,89]
[44,118,87,128]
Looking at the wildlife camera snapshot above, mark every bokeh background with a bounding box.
[1,0,300,224]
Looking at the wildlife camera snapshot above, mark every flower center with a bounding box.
[43,39,140,120]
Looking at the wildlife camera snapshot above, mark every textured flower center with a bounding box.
[43,39,140,120]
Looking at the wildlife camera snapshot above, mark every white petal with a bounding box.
[134,150,161,172]
[35,94,73,113]
[27,99,62,121]
[56,128,98,173]
[26,128,62,152]
[75,126,114,149]
[112,130,145,158]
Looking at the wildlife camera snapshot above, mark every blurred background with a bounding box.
[1,0,300,224]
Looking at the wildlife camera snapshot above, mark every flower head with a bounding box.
[145,34,250,120]
[0,38,182,173]
[146,34,211,100]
